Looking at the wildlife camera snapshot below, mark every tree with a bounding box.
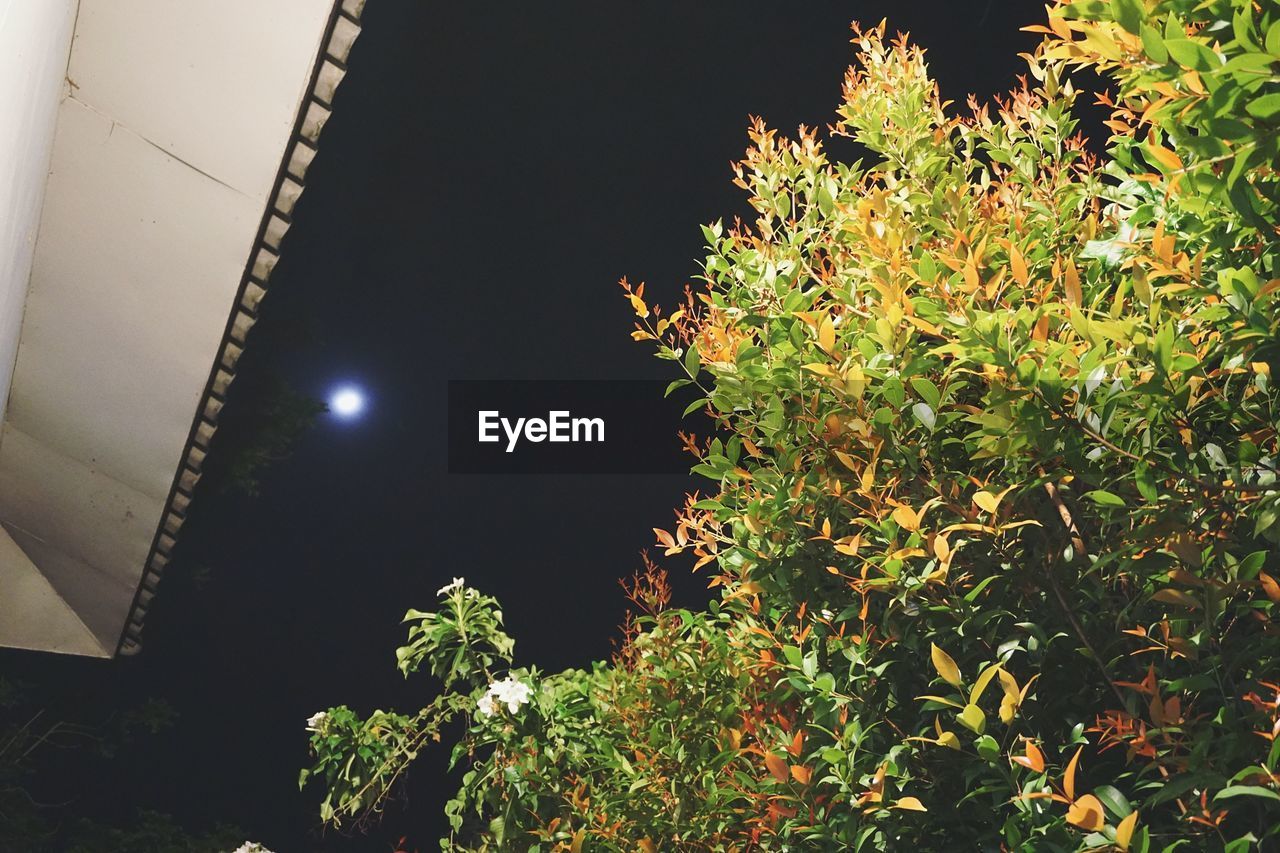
[304,2,1280,849]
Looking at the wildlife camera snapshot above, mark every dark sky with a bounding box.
[5,2,1052,849]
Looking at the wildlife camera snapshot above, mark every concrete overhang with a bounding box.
[0,0,362,657]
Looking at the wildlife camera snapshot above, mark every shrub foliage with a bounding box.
[303,2,1280,849]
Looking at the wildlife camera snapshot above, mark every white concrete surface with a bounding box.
[0,0,335,655]
[0,0,78,426]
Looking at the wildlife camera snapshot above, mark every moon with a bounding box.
[328,386,366,419]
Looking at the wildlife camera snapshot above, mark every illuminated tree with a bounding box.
[307,3,1280,849]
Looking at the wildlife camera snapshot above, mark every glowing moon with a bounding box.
[329,386,366,419]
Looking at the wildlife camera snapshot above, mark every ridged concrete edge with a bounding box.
[115,0,366,656]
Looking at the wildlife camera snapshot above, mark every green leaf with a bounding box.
[816,183,835,217]
[1141,25,1168,63]
[882,377,906,408]
[1110,0,1142,35]
[1267,19,1280,57]
[1093,784,1133,818]
[683,345,700,379]
[1084,489,1126,508]
[1246,93,1280,122]
[1213,785,1280,804]
[1154,323,1174,374]
[909,377,942,410]
[1135,461,1158,502]
[682,397,708,417]
[1164,38,1215,71]
[912,402,937,431]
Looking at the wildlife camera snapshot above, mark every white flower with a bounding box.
[477,676,533,717]
[305,711,329,732]
[230,844,274,853]
[476,692,499,718]
[437,576,465,596]
[490,676,533,713]
[821,609,834,620]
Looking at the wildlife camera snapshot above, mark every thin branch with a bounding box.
[1040,478,1129,709]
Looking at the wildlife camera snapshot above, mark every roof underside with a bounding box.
[0,0,363,657]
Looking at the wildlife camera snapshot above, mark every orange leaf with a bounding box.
[1010,244,1029,286]
[790,764,812,785]
[764,752,789,784]
[893,796,927,812]
[1063,746,1083,802]
[1065,794,1105,831]
[1151,588,1200,609]
[1012,739,1045,773]
[1063,260,1082,307]
[1146,143,1183,173]
[1259,571,1280,604]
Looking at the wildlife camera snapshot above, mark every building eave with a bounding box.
[114,0,364,656]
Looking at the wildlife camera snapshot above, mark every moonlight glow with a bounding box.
[329,386,366,419]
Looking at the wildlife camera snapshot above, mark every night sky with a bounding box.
[4,2,1057,849]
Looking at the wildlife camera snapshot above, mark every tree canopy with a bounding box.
[304,2,1280,849]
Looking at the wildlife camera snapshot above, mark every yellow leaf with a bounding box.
[1115,811,1139,851]
[803,362,837,377]
[931,644,962,687]
[629,293,649,318]
[996,667,1020,701]
[1065,793,1105,831]
[958,703,986,735]
[894,796,927,812]
[973,490,1000,514]
[834,536,862,557]
[818,314,836,353]
[892,504,920,531]
[570,828,586,853]
[834,450,859,473]
[999,692,1018,723]
[969,664,1002,706]
[936,730,961,750]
